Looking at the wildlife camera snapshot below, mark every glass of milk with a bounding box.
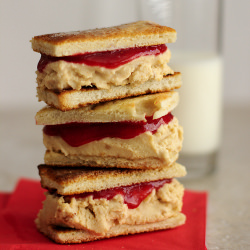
[167,0,223,178]
[171,51,223,178]
[139,0,224,178]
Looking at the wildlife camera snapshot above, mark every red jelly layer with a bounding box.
[37,44,167,72]
[43,113,174,147]
[64,179,172,209]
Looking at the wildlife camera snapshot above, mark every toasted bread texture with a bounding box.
[31,21,177,56]
[36,91,179,124]
[36,212,185,244]
[37,72,181,111]
[38,162,186,195]
[43,151,181,170]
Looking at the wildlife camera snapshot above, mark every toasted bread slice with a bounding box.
[43,146,181,170]
[37,72,181,111]
[31,21,176,57]
[38,162,186,195]
[36,212,185,244]
[36,91,179,125]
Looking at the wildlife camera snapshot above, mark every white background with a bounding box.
[0,0,249,111]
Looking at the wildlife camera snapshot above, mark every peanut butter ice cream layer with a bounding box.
[43,117,183,168]
[36,179,184,235]
[36,49,173,91]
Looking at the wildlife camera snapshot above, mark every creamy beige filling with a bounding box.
[37,179,184,235]
[36,49,173,91]
[43,117,183,166]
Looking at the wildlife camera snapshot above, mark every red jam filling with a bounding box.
[43,113,173,147]
[63,179,172,209]
[37,44,167,72]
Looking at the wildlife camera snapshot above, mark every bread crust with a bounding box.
[35,213,185,244]
[43,151,178,170]
[38,162,186,195]
[37,72,181,111]
[31,21,176,56]
[36,91,179,124]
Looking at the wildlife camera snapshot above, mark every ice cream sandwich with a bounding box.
[35,92,183,169]
[35,163,186,243]
[31,21,180,110]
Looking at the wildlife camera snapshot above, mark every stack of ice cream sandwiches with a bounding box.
[31,21,187,244]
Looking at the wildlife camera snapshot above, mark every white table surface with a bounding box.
[1,104,250,249]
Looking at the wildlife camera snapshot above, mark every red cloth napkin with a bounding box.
[0,179,207,249]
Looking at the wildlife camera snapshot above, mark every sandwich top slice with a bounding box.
[38,162,186,195]
[31,21,179,110]
[36,163,186,243]
[36,92,183,169]
[31,20,176,56]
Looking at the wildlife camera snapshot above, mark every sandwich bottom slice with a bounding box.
[36,213,185,244]
[36,163,186,244]
[37,72,181,111]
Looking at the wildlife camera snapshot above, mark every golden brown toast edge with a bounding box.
[37,72,182,111]
[31,21,176,56]
[38,162,186,195]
